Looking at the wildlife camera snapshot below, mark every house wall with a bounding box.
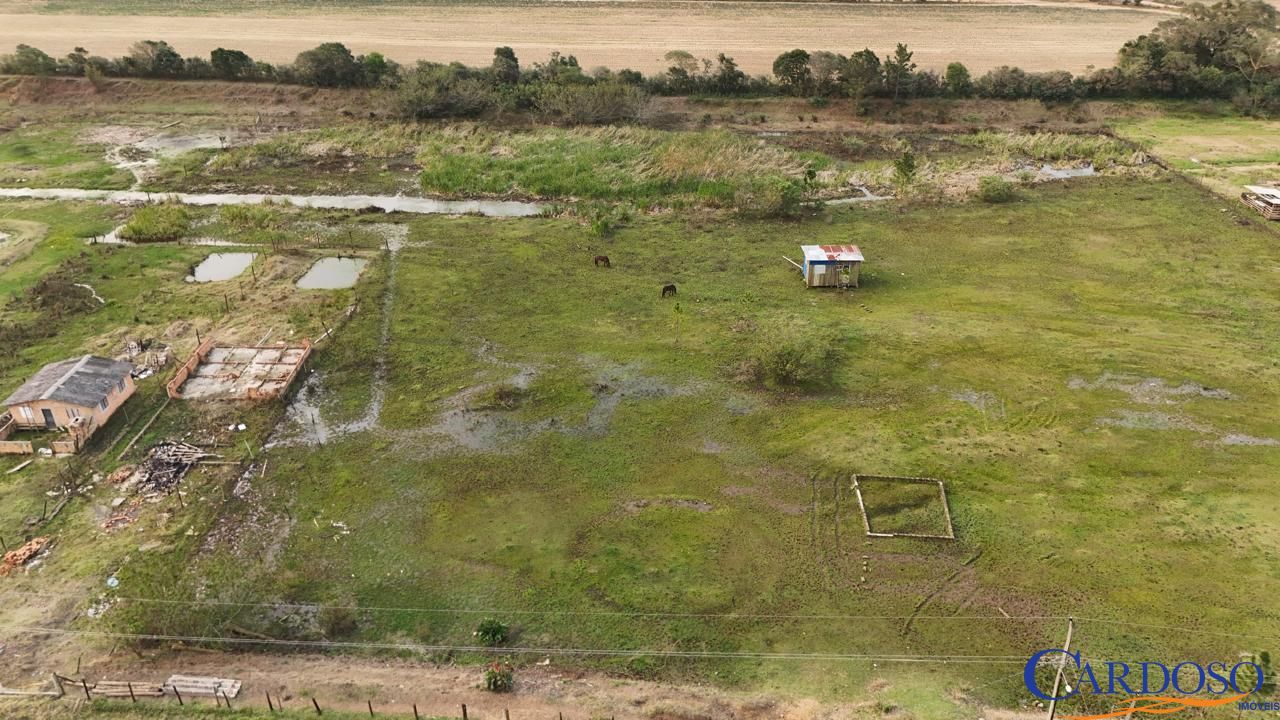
[806,261,861,288]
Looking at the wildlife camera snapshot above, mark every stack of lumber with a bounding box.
[1241,190,1280,220]
[91,681,165,698]
[164,675,242,699]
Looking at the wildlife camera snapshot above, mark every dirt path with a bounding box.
[65,650,903,719]
[0,2,1164,74]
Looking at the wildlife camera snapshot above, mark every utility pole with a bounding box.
[1046,617,1075,720]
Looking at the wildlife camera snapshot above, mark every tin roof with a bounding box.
[3,355,133,408]
[801,244,864,263]
[1245,185,1280,202]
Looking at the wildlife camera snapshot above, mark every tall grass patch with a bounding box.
[956,131,1131,165]
[118,204,191,242]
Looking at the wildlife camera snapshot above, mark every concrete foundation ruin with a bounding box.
[167,338,312,401]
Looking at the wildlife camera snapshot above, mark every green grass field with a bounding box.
[1112,114,1280,199]
[0,125,135,190]
[72,176,1277,711]
[1,110,1279,718]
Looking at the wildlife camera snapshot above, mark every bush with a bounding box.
[733,176,805,218]
[484,661,514,692]
[976,176,1015,203]
[533,81,650,125]
[739,318,850,388]
[318,606,358,639]
[118,204,190,242]
[474,618,509,646]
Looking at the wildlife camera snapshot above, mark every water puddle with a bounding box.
[297,257,368,290]
[826,186,891,205]
[186,252,256,283]
[1039,163,1096,180]
[0,188,544,217]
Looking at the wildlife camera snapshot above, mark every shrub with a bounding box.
[118,205,190,242]
[484,662,514,692]
[733,176,805,218]
[474,618,509,646]
[533,81,650,125]
[739,318,849,388]
[976,176,1016,203]
[317,606,358,639]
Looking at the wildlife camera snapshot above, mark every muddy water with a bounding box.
[297,257,369,290]
[187,252,256,282]
[0,188,544,217]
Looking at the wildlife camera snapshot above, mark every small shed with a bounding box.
[1241,185,1280,220]
[800,244,864,288]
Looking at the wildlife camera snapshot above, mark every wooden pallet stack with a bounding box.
[1241,190,1280,220]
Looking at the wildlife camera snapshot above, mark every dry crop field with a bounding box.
[0,0,1167,74]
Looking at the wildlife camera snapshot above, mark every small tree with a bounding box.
[128,40,184,78]
[474,618,509,646]
[944,62,973,97]
[0,44,57,75]
[491,46,520,84]
[883,43,917,101]
[892,148,918,190]
[294,42,362,87]
[772,49,811,96]
[211,48,255,80]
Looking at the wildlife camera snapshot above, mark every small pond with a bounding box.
[297,257,368,289]
[187,252,256,283]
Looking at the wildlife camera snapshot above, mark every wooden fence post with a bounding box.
[174,687,184,706]
[223,689,233,709]
[128,682,136,703]
[414,704,421,720]
[369,700,375,716]
[462,703,469,720]
[80,679,92,701]
[313,697,323,715]
[267,691,275,712]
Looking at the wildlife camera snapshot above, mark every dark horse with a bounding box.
[661,283,678,298]
[593,255,611,267]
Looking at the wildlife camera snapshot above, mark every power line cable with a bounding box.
[0,624,1029,664]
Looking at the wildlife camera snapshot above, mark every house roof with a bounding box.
[802,244,864,263]
[1245,185,1280,203]
[3,355,133,408]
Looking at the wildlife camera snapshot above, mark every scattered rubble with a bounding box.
[0,537,50,576]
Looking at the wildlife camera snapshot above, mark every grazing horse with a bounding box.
[661,283,678,298]
[593,255,611,268]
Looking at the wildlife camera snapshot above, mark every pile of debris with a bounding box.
[133,441,215,495]
[0,537,50,576]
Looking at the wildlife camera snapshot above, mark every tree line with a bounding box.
[1,0,1277,117]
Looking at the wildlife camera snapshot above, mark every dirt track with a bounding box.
[0,2,1166,74]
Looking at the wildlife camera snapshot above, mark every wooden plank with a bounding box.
[92,681,164,698]
[164,675,241,699]
[6,459,33,474]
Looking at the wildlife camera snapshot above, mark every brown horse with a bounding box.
[661,283,678,298]
[593,255,611,267]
